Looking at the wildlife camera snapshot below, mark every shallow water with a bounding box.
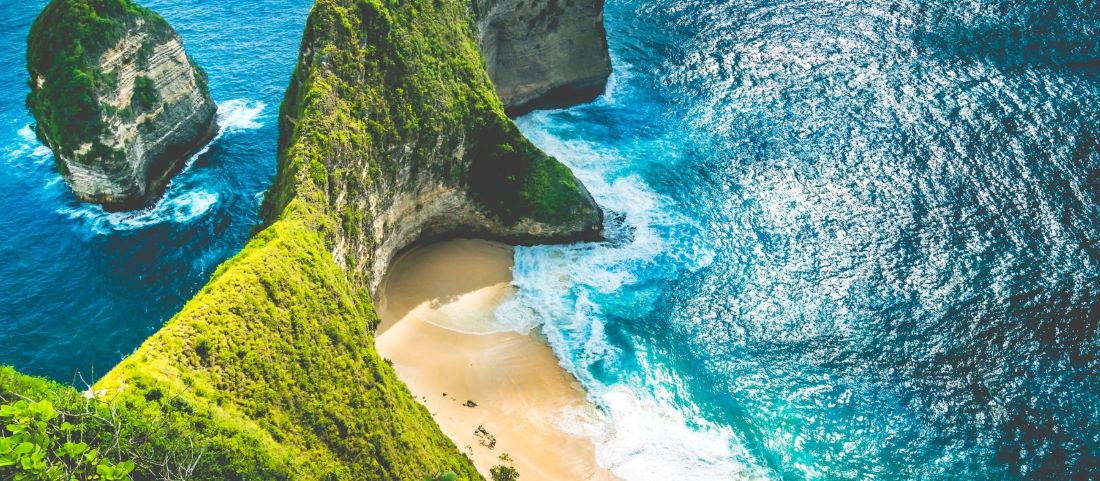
[1,0,1098,479]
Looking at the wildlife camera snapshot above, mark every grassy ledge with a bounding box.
[5,0,605,478]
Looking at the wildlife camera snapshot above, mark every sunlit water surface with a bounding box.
[0,0,1098,479]
[508,0,1100,479]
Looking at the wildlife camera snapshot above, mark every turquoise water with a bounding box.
[510,0,1100,479]
[2,0,1099,479]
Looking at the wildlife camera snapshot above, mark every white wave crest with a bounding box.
[5,125,54,166]
[61,189,219,234]
[51,99,264,233]
[17,125,35,142]
[596,387,770,481]
[217,99,266,132]
[502,113,753,480]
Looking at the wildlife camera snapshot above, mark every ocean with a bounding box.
[0,0,308,381]
[2,0,1098,479]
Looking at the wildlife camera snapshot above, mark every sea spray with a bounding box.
[502,112,759,480]
[57,99,264,234]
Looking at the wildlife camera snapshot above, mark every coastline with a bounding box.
[376,239,617,481]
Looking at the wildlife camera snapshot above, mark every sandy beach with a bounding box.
[376,239,616,481]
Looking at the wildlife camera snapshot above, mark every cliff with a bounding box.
[476,0,612,115]
[264,0,603,294]
[84,0,601,478]
[26,0,217,209]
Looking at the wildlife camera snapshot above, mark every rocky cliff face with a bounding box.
[266,0,604,294]
[85,0,602,477]
[476,0,612,115]
[27,0,217,209]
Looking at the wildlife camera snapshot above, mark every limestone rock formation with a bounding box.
[27,0,217,209]
[266,0,604,295]
[80,0,604,476]
[476,0,613,115]
[4,0,606,478]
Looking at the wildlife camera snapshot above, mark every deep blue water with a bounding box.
[2,0,1099,479]
[0,0,312,381]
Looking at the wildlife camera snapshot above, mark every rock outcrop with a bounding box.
[476,0,612,116]
[27,0,217,209]
[76,0,602,478]
[266,0,604,294]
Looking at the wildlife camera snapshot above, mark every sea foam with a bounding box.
[61,190,220,235]
[217,99,266,132]
[501,116,755,480]
[56,99,264,234]
[596,387,770,480]
[5,124,54,166]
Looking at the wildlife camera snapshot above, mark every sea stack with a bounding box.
[476,0,613,116]
[89,0,601,476]
[26,0,217,209]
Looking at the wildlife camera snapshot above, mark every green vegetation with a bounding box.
[0,367,208,480]
[489,465,519,481]
[267,0,598,289]
[90,202,482,480]
[489,453,518,481]
[0,395,134,481]
[26,0,170,158]
[130,76,159,112]
[5,0,599,477]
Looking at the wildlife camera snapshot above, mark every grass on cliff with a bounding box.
[266,0,596,287]
[6,0,599,478]
[93,197,481,480]
[26,0,171,157]
[6,201,484,480]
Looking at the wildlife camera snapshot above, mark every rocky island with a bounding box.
[2,0,609,478]
[26,0,217,209]
[477,0,613,115]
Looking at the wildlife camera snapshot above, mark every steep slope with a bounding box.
[95,214,483,480]
[476,0,612,115]
[27,0,217,209]
[265,0,603,293]
[81,0,604,479]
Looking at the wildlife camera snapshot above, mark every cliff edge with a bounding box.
[265,0,603,294]
[27,0,217,209]
[476,0,612,115]
[82,0,603,478]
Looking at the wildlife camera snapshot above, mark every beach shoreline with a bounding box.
[375,239,616,481]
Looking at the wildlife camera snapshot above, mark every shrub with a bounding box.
[131,75,159,112]
[489,464,519,481]
[0,398,135,481]
[0,366,217,481]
